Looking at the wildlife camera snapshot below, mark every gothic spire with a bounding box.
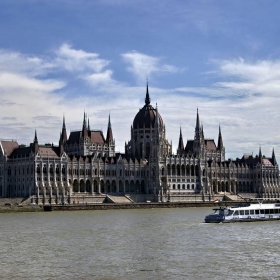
[83,111,87,127]
[195,108,200,131]
[145,82,151,105]
[259,146,262,163]
[217,124,224,150]
[87,117,91,132]
[201,124,204,140]
[178,127,184,151]
[34,129,38,143]
[63,115,66,129]
[61,115,67,142]
[33,129,39,154]
[82,111,88,137]
[272,148,277,165]
[106,114,113,143]
[195,108,201,140]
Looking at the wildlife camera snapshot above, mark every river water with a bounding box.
[0,207,279,280]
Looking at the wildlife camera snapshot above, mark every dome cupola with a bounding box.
[133,84,163,129]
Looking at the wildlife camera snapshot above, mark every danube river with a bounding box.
[1,207,279,279]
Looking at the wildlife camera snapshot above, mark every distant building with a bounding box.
[0,84,279,204]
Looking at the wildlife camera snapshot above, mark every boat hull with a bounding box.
[205,217,280,223]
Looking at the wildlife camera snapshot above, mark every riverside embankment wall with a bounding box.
[43,201,243,212]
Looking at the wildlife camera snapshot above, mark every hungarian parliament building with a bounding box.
[0,85,279,204]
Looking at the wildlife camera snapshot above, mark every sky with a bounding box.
[1,0,280,161]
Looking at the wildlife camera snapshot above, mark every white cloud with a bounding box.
[219,58,280,83]
[55,43,110,72]
[0,72,65,92]
[0,49,54,77]
[122,51,181,83]
[84,70,116,87]
[1,45,280,162]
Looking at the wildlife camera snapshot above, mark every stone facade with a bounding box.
[0,85,279,204]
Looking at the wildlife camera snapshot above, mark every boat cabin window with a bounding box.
[265,209,269,215]
[255,210,259,214]
[250,210,254,215]
[233,211,239,216]
[270,209,278,214]
[226,210,234,216]
[260,210,264,214]
[245,210,249,215]
[240,210,244,215]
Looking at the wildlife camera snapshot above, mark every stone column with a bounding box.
[43,187,46,205]
[124,180,126,195]
[62,186,65,203]
[56,187,59,204]
[91,181,93,194]
[36,186,40,204]
[98,180,101,194]
[116,180,119,193]
[50,186,52,205]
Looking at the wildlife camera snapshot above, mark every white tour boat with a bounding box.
[204,199,280,223]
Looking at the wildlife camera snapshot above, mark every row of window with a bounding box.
[229,208,280,216]
[172,184,196,190]
[8,166,34,176]
[36,177,66,182]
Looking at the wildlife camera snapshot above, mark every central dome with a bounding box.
[133,85,163,129]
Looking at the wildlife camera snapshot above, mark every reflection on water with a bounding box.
[1,208,280,279]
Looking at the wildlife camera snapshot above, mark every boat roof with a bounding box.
[214,201,280,211]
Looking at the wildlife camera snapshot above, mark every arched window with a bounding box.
[146,143,150,157]
[177,165,180,176]
[140,143,143,158]
[191,165,194,176]
[167,165,171,176]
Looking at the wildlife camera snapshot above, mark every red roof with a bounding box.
[1,141,19,156]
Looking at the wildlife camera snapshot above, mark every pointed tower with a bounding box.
[193,108,203,156]
[177,127,184,155]
[106,114,115,157]
[217,125,223,150]
[59,132,64,155]
[216,125,225,162]
[145,82,151,105]
[271,148,277,165]
[61,115,67,143]
[106,114,113,143]
[82,111,88,138]
[33,130,39,154]
[259,146,262,163]
[195,108,200,140]
[201,124,205,141]
[87,117,91,132]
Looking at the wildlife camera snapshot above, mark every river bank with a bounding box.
[43,201,246,211]
[1,200,273,213]
[0,201,236,213]
[0,205,43,213]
